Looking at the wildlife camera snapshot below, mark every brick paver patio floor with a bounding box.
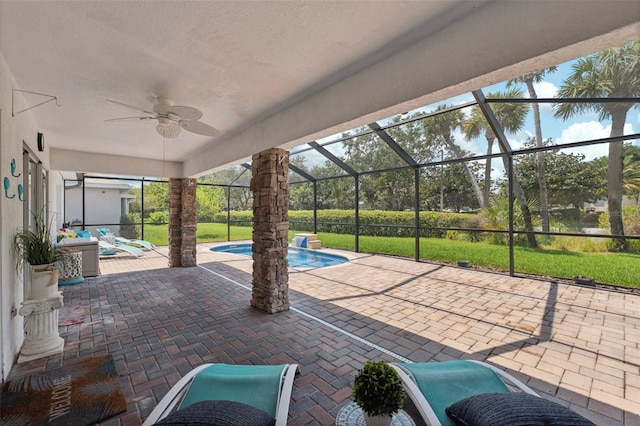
[8,243,640,425]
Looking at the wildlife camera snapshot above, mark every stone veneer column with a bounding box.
[250,148,290,313]
[168,178,197,267]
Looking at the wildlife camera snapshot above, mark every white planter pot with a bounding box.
[27,264,59,300]
[364,413,392,426]
[57,251,83,281]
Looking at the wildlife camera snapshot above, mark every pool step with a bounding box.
[307,239,322,249]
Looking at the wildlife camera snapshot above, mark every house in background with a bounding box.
[585,195,639,213]
[64,178,136,236]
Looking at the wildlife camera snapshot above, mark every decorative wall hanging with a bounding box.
[4,177,15,199]
[12,89,61,117]
[11,158,20,177]
[5,158,23,201]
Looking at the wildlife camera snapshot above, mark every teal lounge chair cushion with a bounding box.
[445,392,595,426]
[178,364,285,418]
[154,400,275,426]
[400,360,510,426]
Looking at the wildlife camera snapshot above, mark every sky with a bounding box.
[306,44,639,180]
[306,46,639,178]
[428,58,639,164]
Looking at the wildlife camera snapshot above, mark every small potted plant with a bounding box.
[352,360,405,426]
[13,209,68,299]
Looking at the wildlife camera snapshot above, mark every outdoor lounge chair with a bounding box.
[391,360,539,426]
[98,240,144,257]
[97,228,155,250]
[114,236,155,250]
[142,363,298,426]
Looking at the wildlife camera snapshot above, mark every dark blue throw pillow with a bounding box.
[445,393,596,426]
[153,400,276,426]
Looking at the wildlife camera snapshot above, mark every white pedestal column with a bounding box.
[18,293,64,363]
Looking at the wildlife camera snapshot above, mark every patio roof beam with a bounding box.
[487,97,640,104]
[308,141,358,177]
[516,132,640,156]
[472,89,515,276]
[472,90,514,155]
[289,163,316,182]
[376,100,477,131]
[313,130,376,150]
[368,122,418,167]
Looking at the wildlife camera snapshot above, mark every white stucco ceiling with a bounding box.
[1,1,638,178]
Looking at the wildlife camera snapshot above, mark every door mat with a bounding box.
[0,354,127,426]
[59,305,86,326]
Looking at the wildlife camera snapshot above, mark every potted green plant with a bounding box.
[13,209,68,300]
[352,360,405,426]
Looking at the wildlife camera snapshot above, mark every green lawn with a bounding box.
[143,223,252,246]
[141,223,640,289]
[320,233,640,288]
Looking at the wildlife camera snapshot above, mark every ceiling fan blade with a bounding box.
[180,120,221,137]
[156,122,181,139]
[106,99,155,115]
[167,105,202,121]
[105,116,156,122]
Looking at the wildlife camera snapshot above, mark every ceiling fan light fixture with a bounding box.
[156,122,181,139]
[107,98,220,138]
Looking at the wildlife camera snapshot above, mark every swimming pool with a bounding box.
[210,243,349,268]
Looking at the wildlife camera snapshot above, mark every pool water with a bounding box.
[211,243,348,268]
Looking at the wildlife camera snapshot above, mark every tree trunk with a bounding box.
[483,134,493,206]
[526,79,550,233]
[607,111,627,251]
[444,140,484,208]
[501,153,538,249]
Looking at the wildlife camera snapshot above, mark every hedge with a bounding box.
[213,209,471,238]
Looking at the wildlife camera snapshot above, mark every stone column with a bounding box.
[250,148,290,313]
[168,178,197,267]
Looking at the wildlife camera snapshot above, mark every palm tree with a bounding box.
[507,67,557,232]
[554,40,640,251]
[462,88,538,248]
[623,154,640,205]
[424,105,484,208]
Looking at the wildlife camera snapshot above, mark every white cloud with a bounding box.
[509,129,534,150]
[556,121,635,160]
[533,81,558,98]
[533,81,557,113]
[557,121,608,144]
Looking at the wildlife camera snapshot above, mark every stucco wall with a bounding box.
[0,51,55,380]
[65,186,124,227]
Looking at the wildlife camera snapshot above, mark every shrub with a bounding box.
[120,214,139,239]
[463,214,486,242]
[352,360,404,417]
[148,211,168,224]
[218,209,472,238]
[599,207,640,251]
[598,206,640,235]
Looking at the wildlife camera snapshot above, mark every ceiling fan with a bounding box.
[105,98,221,139]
